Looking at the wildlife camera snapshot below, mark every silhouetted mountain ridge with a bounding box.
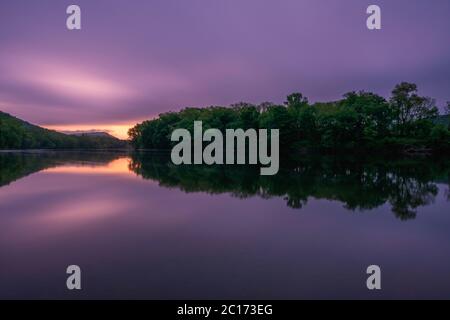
[62,130,118,139]
[0,111,128,149]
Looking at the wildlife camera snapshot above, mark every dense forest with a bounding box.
[0,111,127,149]
[129,82,450,153]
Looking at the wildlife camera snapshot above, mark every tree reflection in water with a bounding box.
[129,152,449,221]
[0,151,448,221]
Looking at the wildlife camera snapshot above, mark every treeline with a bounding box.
[129,82,450,153]
[0,111,127,149]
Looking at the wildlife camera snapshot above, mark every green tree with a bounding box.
[389,82,438,135]
[259,105,296,151]
[340,91,392,145]
[285,92,308,109]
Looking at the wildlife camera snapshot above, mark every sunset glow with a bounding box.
[32,72,133,101]
[1,0,450,302]
[43,158,132,175]
[43,124,133,140]
[1,0,449,132]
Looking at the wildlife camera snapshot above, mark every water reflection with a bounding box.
[0,150,127,187]
[1,151,448,221]
[1,150,450,299]
[129,152,450,220]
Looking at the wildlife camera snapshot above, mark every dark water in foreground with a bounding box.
[0,150,449,299]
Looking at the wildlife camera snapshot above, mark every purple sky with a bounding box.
[1,0,449,138]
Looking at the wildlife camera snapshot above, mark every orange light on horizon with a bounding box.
[43,158,132,175]
[43,123,134,140]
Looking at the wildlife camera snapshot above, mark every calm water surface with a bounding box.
[0,151,449,299]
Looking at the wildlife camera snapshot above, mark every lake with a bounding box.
[0,150,449,299]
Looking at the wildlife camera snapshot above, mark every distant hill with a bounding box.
[62,130,119,139]
[0,111,128,150]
